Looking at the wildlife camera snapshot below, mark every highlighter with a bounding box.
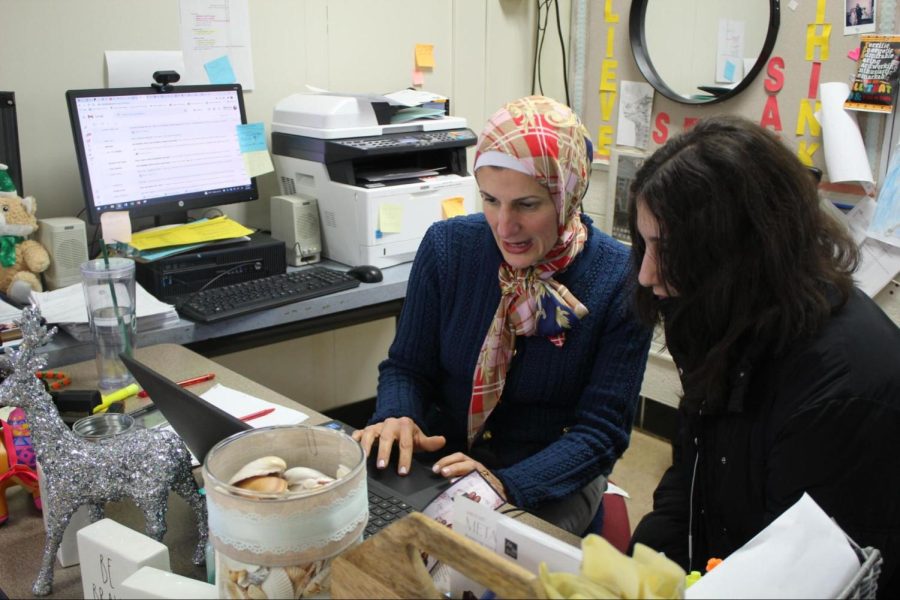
[92,383,141,413]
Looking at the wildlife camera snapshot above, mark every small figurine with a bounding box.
[0,307,208,596]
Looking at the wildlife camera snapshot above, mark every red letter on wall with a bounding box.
[652,112,670,144]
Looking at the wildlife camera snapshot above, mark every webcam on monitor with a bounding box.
[151,70,180,92]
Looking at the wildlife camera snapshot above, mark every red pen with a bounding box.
[240,407,275,422]
[137,373,216,398]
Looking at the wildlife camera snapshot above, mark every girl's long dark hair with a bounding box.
[628,116,859,412]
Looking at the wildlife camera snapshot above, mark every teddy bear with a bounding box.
[0,192,51,298]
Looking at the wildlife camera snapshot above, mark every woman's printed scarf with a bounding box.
[468,96,592,449]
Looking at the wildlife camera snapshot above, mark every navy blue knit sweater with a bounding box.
[372,213,651,509]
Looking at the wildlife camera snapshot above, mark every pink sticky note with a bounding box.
[412,69,424,86]
[100,211,132,244]
[848,47,861,61]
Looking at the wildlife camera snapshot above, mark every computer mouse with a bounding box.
[347,265,383,283]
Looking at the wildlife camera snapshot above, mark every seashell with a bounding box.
[283,466,330,485]
[229,456,288,485]
[240,567,270,587]
[230,569,247,584]
[236,475,288,494]
[260,567,294,599]
[246,583,267,599]
[284,564,314,593]
[335,464,351,479]
[226,579,249,600]
[287,478,333,493]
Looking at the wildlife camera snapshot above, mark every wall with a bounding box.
[0,0,569,228]
[582,0,882,176]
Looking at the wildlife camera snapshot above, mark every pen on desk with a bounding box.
[137,373,216,398]
[239,408,275,422]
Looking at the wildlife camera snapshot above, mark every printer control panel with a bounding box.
[336,129,476,152]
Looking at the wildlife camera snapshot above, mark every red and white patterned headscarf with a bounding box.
[467,96,592,448]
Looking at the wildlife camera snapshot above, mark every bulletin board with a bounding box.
[579,0,896,184]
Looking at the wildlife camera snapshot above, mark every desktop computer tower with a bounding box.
[136,233,286,302]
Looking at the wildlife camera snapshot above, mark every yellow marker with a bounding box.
[92,383,141,413]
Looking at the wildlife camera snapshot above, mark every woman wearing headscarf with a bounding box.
[352,96,651,534]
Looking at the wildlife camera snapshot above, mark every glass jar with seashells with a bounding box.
[202,425,368,599]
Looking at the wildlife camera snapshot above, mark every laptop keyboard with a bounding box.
[365,489,414,538]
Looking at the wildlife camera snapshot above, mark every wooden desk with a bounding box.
[0,343,579,599]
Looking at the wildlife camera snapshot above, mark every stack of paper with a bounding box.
[156,384,309,467]
[127,216,254,262]
[29,283,181,342]
[384,89,448,123]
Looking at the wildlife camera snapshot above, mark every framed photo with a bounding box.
[606,147,647,244]
[844,0,876,36]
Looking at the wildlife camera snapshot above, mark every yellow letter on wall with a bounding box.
[796,141,821,166]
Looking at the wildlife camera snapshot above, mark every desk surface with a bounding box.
[0,343,331,599]
[37,261,411,368]
[0,343,579,599]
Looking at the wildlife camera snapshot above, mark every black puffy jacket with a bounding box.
[631,289,900,598]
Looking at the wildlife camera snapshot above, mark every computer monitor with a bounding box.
[65,84,258,225]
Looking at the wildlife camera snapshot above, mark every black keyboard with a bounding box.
[177,266,360,323]
[365,489,414,538]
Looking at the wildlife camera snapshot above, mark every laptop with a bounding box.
[120,354,450,536]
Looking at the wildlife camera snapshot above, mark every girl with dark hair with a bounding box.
[628,116,900,596]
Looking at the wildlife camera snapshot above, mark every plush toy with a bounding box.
[0,164,50,297]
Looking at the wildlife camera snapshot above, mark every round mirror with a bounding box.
[630,0,780,105]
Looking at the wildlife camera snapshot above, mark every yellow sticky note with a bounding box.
[243,150,275,178]
[99,211,132,244]
[379,204,403,233]
[441,197,466,220]
[415,44,435,69]
[412,69,425,86]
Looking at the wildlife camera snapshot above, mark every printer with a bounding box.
[270,93,478,268]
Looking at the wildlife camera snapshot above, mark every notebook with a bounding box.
[120,354,450,536]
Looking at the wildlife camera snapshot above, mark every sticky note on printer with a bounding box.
[379,204,404,233]
[442,197,466,220]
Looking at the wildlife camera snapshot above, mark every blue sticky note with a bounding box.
[204,55,237,84]
[236,123,267,153]
[724,60,736,82]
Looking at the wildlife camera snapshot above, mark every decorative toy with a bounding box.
[0,307,208,596]
[0,406,41,525]
[0,164,51,297]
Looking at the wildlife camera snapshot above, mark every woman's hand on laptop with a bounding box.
[352,416,446,476]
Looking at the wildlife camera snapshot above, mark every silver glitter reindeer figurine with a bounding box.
[0,307,208,596]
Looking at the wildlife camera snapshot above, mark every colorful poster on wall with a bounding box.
[844,35,900,113]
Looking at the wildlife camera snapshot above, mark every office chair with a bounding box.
[582,482,632,554]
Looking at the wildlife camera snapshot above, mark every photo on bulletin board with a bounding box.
[845,0,876,36]
[606,148,647,244]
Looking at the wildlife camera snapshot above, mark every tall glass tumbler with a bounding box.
[80,257,137,392]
